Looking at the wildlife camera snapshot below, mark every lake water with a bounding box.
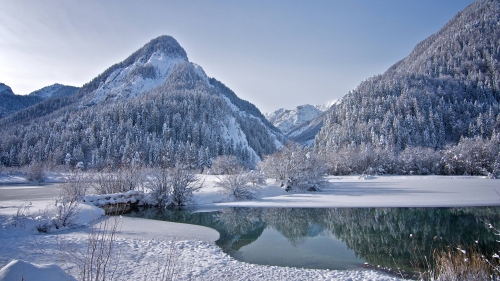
[126,207,500,272]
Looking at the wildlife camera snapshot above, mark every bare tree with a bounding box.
[61,171,91,202]
[91,165,144,195]
[209,155,243,175]
[147,166,171,207]
[60,216,122,281]
[147,164,202,208]
[217,169,259,200]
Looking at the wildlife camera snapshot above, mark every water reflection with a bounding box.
[127,207,500,272]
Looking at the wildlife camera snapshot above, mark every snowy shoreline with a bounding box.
[1,175,499,280]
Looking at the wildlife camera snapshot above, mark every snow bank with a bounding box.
[0,260,75,281]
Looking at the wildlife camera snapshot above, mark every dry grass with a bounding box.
[428,245,499,281]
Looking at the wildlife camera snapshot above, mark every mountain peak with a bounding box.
[0,83,14,95]
[87,35,191,103]
[126,35,188,63]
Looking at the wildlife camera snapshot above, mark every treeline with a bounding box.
[315,134,499,177]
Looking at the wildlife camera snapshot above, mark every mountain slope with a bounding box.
[0,36,281,169]
[29,84,78,99]
[315,0,500,154]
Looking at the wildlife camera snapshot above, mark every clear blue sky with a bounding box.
[0,0,474,113]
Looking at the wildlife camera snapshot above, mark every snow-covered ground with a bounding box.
[1,175,499,280]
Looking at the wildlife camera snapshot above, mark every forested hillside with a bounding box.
[314,0,500,176]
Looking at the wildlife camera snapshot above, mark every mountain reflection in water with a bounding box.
[126,207,500,271]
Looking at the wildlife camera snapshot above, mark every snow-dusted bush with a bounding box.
[91,165,144,195]
[259,143,327,192]
[217,169,259,200]
[398,146,441,175]
[147,165,202,208]
[246,170,266,186]
[169,166,202,207]
[9,201,32,228]
[441,135,500,177]
[27,162,45,182]
[5,197,81,233]
[51,197,80,229]
[147,166,172,207]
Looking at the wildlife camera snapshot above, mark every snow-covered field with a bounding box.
[1,175,499,280]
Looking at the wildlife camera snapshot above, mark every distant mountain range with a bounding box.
[0,83,77,118]
[0,36,282,169]
[264,101,337,144]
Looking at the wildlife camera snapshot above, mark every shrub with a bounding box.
[27,162,45,182]
[147,165,202,208]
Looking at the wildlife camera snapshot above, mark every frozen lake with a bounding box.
[127,206,500,273]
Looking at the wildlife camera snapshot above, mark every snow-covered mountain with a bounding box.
[0,83,14,95]
[264,100,337,139]
[265,105,322,135]
[0,36,282,168]
[82,36,189,105]
[29,83,78,99]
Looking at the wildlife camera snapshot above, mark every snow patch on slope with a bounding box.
[91,52,186,103]
[314,99,338,111]
[220,113,261,163]
[220,95,282,158]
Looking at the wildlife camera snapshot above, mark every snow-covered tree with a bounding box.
[259,143,327,192]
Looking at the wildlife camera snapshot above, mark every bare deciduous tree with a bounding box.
[216,169,259,200]
[209,155,243,175]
